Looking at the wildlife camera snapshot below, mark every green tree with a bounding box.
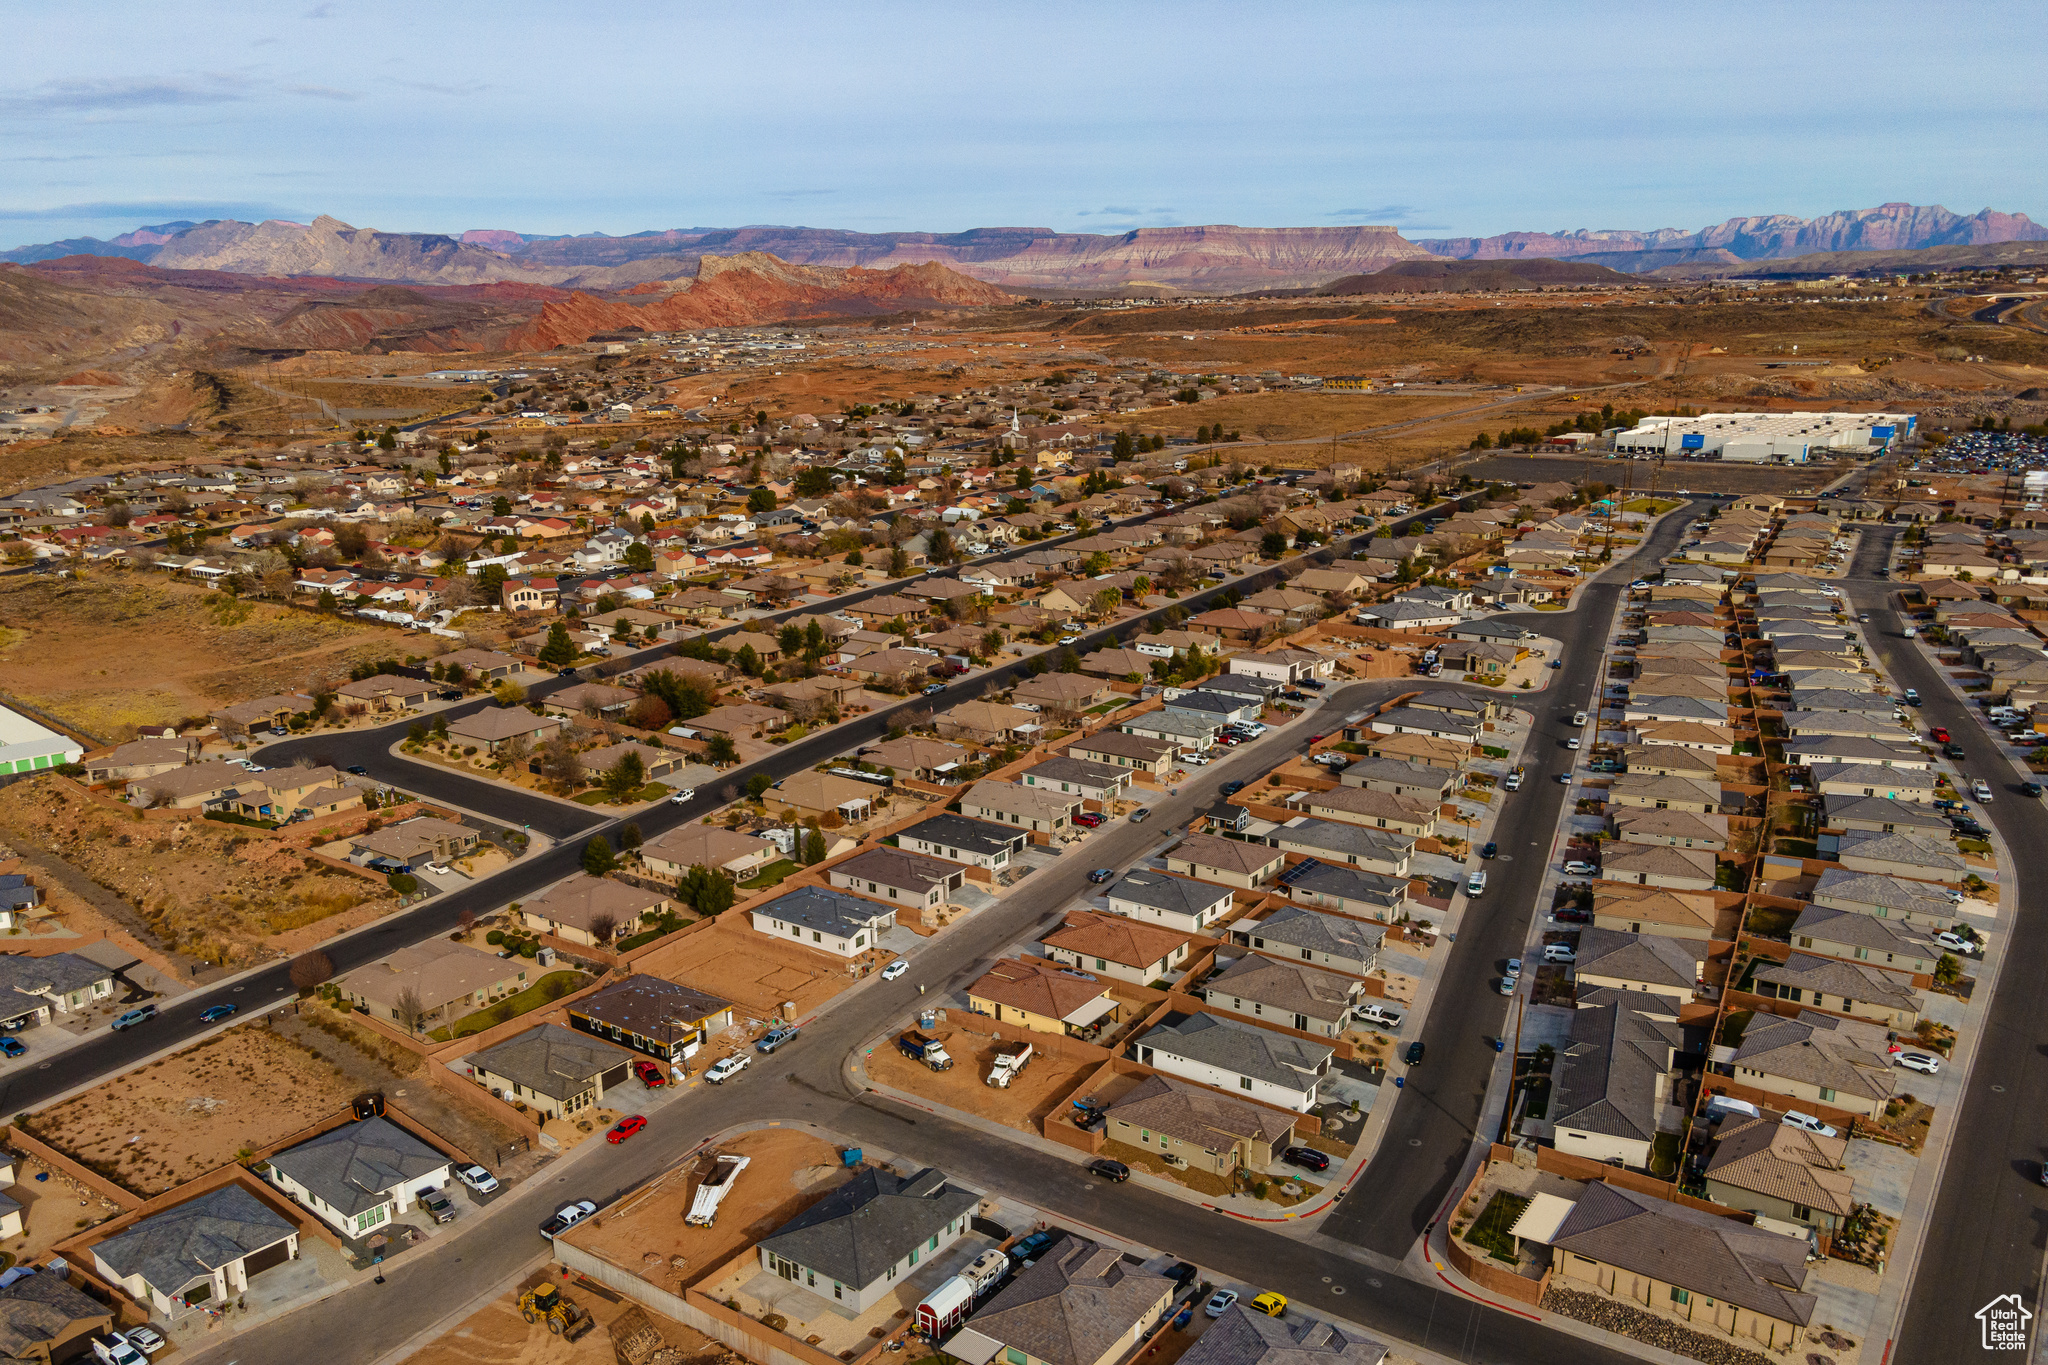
[845,549,864,566]
[538,620,578,667]
[744,773,772,801]
[620,822,643,850]
[432,712,449,740]
[624,542,654,572]
[801,822,828,865]
[640,512,656,534]
[581,835,616,877]
[493,495,512,516]
[1261,530,1288,557]
[795,467,834,498]
[735,643,762,676]
[377,429,397,450]
[981,629,1004,658]
[889,546,911,577]
[1015,465,1033,490]
[678,863,736,916]
[746,487,776,513]
[928,527,954,564]
[705,733,738,766]
[603,751,647,800]
[1933,953,1963,986]
[638,667,717,721]
[1058,647,1081,673]
[1111,430,1135,460]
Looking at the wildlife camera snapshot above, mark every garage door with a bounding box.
[243,1239,292,1277]
[599,1063,630,1092]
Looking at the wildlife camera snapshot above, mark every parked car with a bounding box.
[1354,1002,1403,1028]
[1088,868,1114,884]
[704,1054,749,1084]
[881,959,909,980]
[111,1004,155,1031]
[1944,744,1968,760]
[1203,1290,1239,1318]
[200,1004,237,1023]
[1542,944,1576,963]
[1404,1040,1425,1066]
[1220,780,1246,796]
[0,1038,22,1059]
[632,1059,667,1088]
[1010,1230,1059,1266]
[93,1335,145,1365]
[1562,860,1597,877]
[1565,737,1581,750]
[606,1116,648,1144]
[1505,958,1522,979]
[1280,1147,1330,1172]
[1503,773,1522,791]
[1972,779,1995,802]
[420,1188,458,1223]
[122,1328,165,1357]
[1933,931,1975,954]
[1250,1293,1287,1318]
[668,788,697,804]
[2025,783,2045,799]
[1497,977,1515,996]
[539,1200,597,1238]
[1553,906,1591,924]
[1073,811,1106,828]
[1781,1111,1838,1138]
[757,1025,800,1054]
[1903,689,1920,705]
[1129,808,1151,823]
[457,1164,499,1195]
[1896,1051,1942,1075]
[1087,1158,1130,1182]
[1480,841,1497,859]
[1931,727,1950,743]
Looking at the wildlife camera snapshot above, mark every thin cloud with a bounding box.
[1328,204,1449,230]
[764,189,840,199]
[306,2,335,16]
[388,78,487,97]
[288,84,359,101]
[0,200,293,223]
[0,77,246,113]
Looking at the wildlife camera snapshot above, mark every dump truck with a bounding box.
[898,1029,953,1071]
[518,1283,595,1342]
[685,1153,750,1227]
[986,1040,1033,1087]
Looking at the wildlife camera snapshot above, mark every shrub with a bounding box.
[486,929,505,946]
[388,873,419,895]
[517,941,538,959]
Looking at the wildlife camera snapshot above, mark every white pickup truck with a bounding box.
[1354,1003,1404,1029]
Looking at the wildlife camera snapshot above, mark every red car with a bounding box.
[1073,811,1107,828]
[606,1116,648,1144]
[632,1059,667,1088]
[1931,727,1950,743]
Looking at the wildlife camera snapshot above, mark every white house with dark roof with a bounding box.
[1131,1011,1332,1113]
[754,1167,976,1313]
[92,1184,301,1319]
[266,1116,452,1238]
[1107,869,1235,932]
[1234,904,1381,975]
[749,885,896,958]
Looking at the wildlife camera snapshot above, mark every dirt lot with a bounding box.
[0,776,394,965]
[861,1015,1102,1133]
[23,1023,362,1195]
[563,1127,853,1291]
[632,922,855,1023]
[0,572,393,741]
[404,1270,732,1365]
[0,1149,127,1262]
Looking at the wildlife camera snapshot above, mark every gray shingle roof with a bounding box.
[0,952,112,1004]
[268,1117,450,1217]
[752,885,896,939]
[1550,989,1684,1143]
[1835,829,1964,876]
[969,1236,1172,1365]
[1755,954,1922,1012]
[1108,870,1235,918]
[1022,756,1126,790]
[1207,954,1357,1022]
[93,1184,297,1296]
[1282,861,1406,913]
[1135,1012,1331,1094]
[901,814,1026,859]
[1574,930,1700,991]
[0,1269,109,1357]
[1811,866,1954,917]
[1551,1181,1816,1327]
[756,1167,975,1290]
[1731,1012,1895,1103]
[571,976,731,1039]
[1270,819,1413,865]
[1789,904,1936,960]
[1179,1305,1387,1365]
[1243,905,1382,962]
[465,1022,636,1102]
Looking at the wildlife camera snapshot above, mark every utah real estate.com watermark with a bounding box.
[1978,1294,2031,1351]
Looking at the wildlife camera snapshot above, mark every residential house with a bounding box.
[772,770,879,822]
[1201,953,1360,1038]
[1572,930,1701,1007]
[336,673,437,713]
[1131,1010,1332,1113]
[1788,905,1939,978]
[1592,886,1723,941]
[91,1184,301,1320]
[1281,861,1407,920]
[1598,844,1718,891]
[897,813,1027,871]
[0,1270,113,1363]
[1833,829,1964,886]
[266,1117,451,1239]
[749,885,895,958]
[960,780,1080,834]
[638,825,779,881]
[1287,785,1437,839]
[1040,911,1193,986]
[1013,673,1114,713]
[519,877,676,946]
[1547,987,1684,1173]
[127,760,248,811]
[1103,1076,1294,1180]
[1336,755,1455,802]
[827,847,965,910]
[1107,869,1235,933]
[1162,833,1283,889]
[1809,867,1958,928]
[346,816,478,869]
[1607,773,1721,813]
[1267,819,1414,877]
[968,958,1120,1039]
[567,976,734,1064]
[1019,755,1131,803]
[445,707,566,756]
[936,700,1043,744]
[1235,903,1382,975]
[954,1237,1174,1365]
[82,736,195,785]
[0,953,116,1030]
[209,692,313,738]
[1175,1306,1386,1365]
[1608,807,1729,850]
[1727,1011,1896,1119]
[1701,1114,1856,1238]
[754,1167,977,1314]
[1067,731,1178,776]
[340,940,528,1030]
[1752,954,1922,1028]
[463,1022,639,1119]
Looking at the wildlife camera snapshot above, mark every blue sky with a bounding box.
[4,0,2042,250]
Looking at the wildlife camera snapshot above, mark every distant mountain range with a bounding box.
[2,203,2042,291]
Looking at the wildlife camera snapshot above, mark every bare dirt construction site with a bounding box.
[405,1272,732,1365]
[562,1128,854,1292]
[0,571,391,741]
[860,1014,1101,1134]
[0,775,392,965]
[23,1024,361,1194]
[632,922,853,1023]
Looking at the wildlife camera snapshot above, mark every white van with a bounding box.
[1571,710,1588,727]
[1466,869,1487,897]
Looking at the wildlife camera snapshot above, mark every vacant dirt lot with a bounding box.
[633,922,854,1023]
[0,776,392,964]
[564,1127,853,1290]
[861,1015,1102,1133]
[405,1269,730,1365]
[24,1024,361,1194]
[0,572,391,740]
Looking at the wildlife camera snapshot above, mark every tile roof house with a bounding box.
[1550,988,1685,1169]
[0,1270,113,1364]
[444,706,567,755]
[462,1022,639,1120]
[0,952,116,1029]
[1106,870,1236,933]
[1752,953,1923,1028]
[827,846,967,910]
[1161,832,1284,889]
[1267,819,1413,878]
[1102,1076,1294,1178]
[1572,930,1702,1006]
[897,813,1028,870]
[567,975,734,1063]
[1701,1112,1856,1236]
[1809,866,1955,928]
[1040,911,1193,986]
[968,958,1120,1040]
[1287,785,1438,838]
[1832,829,1965,885]
[91,1183,301,1319]
[954,1236,1174,1365]
[1281,860,1408,920]
[772,770,880,821]
[1020,755,1131,802]
[1608,807,1730,850]
[1202,954,1360,1038]
[960,779,1080,834]
[1729,1011,1896,1119]
[1597,844,1717,892]
[937,700,1046,743]
[340,939,529,1029]
[1175,1305,1386,1365]
[519,877,676,947]
[1549,1181,1816,1349]
[265,1116,452,1238]
[638,824,779,881]
[1788,905,1939,978]
[755,1167,977,1313]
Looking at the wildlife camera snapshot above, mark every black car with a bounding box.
[1086,1158,1130,1182]
[1220,780,1245,796]
[2024,782,2044,799]
[1280,1146,1331,1172]
[346,765,368,776]
[1164,1261,1199,1290]
[1404,1040,1425,1066]
[557,667,579,677]
[1480,841,1497,859]
[1943,743,1967,759]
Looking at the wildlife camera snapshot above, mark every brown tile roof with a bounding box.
[968,958,1113,1022]
[1041,911,1192,971]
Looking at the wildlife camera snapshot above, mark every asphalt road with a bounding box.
[1841,528,2048,1362]
[184,674,1668,1365]
[1318,496,1706,1257]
